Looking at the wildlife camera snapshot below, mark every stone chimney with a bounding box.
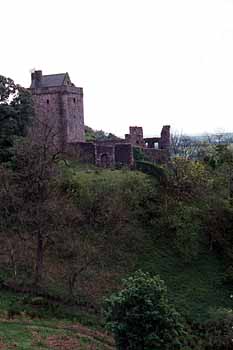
[31,70,42,87]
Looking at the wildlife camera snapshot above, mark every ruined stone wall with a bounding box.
[144,137,160,148]
[64,142,167,167]
[115,144,133,167]
[65,142,134,168]
[125,127,145,147]
[64,142,96,163]
[96,145,115,167]
[143,126,171,150]
[143,148,169,164]
[95,139,124,146]
[160,125,170,150]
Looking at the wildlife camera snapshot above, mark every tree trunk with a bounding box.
[34,230,43,286]
[229,173,233,199]
[68,272,77,297]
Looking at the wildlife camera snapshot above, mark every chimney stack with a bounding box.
[31,70,42,87]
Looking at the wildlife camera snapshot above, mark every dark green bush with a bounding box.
[104,270,186,350]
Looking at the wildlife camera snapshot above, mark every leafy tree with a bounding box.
[167,158,211,201]
[0,75,33,162]
[85,125,120,142]
[205,144,233,200]
[104,270,185,350]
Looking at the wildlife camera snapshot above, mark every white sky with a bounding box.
[1,0,233,137]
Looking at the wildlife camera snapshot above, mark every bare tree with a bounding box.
[0,117,62,286]
[170,131,202,159]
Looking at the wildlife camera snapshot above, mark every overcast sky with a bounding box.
[1,0,233,137]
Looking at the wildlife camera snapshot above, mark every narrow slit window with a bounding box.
[46,99,49,104]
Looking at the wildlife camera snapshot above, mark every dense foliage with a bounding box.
[0,75,33,162]
[85,125,120,142]
[104,270,185,350]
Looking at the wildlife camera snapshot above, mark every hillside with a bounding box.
[58,161,232,322]
[1,148,233,348]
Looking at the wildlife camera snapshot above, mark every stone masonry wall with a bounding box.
[125,127,145,147]
[32,91,63,149]
[64,142,133,168]
[30,86,85,151]
[66,88,84,143]
[143,148,169,164]
[115,144,133,166]
[65,142,96,163]
[160,125,170,150]
[96,145,115,167]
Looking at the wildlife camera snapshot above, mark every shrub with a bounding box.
[104,270,185,350]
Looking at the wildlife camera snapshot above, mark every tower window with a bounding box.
[73,98,76,103]
[46,99,49,104]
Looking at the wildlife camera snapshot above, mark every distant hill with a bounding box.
[187,133,233,143]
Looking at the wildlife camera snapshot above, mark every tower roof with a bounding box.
[30,71,72,88]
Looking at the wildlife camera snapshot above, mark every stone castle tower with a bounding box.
[30,70,85,150]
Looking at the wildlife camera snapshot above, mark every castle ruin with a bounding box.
[30,70,170,167]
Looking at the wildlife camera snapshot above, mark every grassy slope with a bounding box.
[0,291,114,350]
[0,241,229,348]
[136,237,232,322]
[0,319,114,349]
[64,163,233,322]
[1,164,232,347]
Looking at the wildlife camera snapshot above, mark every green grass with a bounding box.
[0,290,113,349]
[58,159,99,172]
[0,289,113,349]
[0,319,108,349]
[136,236,233,322]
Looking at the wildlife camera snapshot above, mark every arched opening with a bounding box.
[100,153,110,167]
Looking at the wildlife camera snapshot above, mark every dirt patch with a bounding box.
[0,340,17,350]
[46,335,80,349]
[67,323,115,348]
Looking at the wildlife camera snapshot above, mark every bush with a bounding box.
[104,270,186,350]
